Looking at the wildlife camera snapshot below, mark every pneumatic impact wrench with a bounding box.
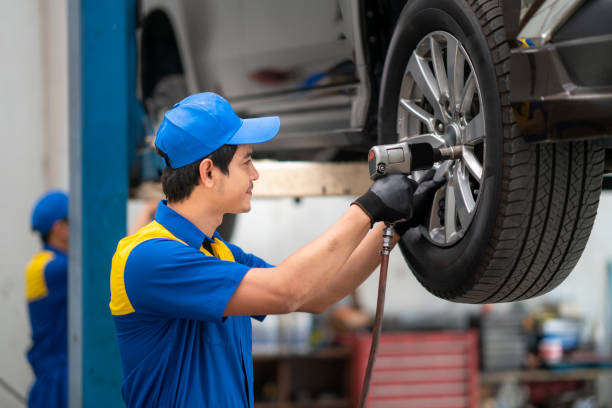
[358,141,461,408]
[368,141,462,180]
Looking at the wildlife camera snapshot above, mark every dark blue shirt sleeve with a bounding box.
[124,239,250,323]
[44,255,68,300]
[222,241,273,322]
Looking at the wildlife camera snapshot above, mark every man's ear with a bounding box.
[199,158,215,187]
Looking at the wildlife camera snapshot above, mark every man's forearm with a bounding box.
[275,205,371,311]
[298,223,399,313]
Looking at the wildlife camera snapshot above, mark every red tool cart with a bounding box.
[342,330,479,408]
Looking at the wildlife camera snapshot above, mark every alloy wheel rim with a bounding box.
[397,31,486,246]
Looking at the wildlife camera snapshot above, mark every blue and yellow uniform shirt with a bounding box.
[24,244,68,408]
[110,201,271,407]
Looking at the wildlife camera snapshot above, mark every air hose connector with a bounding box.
[381,224,394,255]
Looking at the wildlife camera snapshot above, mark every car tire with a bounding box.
[378,0,605,302]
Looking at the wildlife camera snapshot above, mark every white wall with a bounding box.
[0,1,68,406]
[40,0,69,190]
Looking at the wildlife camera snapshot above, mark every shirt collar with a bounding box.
[154,200,220,249]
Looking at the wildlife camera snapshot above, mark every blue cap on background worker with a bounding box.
[25,189,69,408]
[31,190,68,237]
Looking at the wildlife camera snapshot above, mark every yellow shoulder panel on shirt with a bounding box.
[109,221,238,316]
[25,250,55,302]
[110,221,187,316]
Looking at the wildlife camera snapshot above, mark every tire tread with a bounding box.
[427,0,603,303]
[387,0,604,304]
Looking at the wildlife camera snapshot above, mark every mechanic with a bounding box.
[109,92,441,407]
[25,190,69,408]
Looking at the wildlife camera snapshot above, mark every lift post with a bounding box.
[68,0,137,406]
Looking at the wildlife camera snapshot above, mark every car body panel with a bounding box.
[510,0,612,141]
[518,0,585,47]
[140,0,373,154]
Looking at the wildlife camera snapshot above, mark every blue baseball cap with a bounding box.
[31,190,68,235]
[155,92,280,168]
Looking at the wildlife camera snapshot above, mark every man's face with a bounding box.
[49,218,69,249]
[218,144,259,213]
[57,219,69,242]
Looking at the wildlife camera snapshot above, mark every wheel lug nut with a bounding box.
[436,122,445,132]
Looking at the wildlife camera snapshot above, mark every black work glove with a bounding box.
[352,174,418,226]
[393,170,446,236]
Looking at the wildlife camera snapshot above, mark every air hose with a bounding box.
[357,224,394,408]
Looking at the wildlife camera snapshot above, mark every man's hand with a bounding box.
[352,174,418,225]
[394,170,446,236]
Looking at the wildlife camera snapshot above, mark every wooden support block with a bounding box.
[132,160,371,200]
[251,160,370,197]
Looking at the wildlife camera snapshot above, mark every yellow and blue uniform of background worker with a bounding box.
[25,190,69,408]
[110,201,272,406]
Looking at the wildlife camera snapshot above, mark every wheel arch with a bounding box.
[358,0,408,135]
[139,9,184,102]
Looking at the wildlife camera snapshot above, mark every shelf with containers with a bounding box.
[253,347,351,408]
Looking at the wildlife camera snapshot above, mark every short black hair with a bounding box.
[156,145,238,203]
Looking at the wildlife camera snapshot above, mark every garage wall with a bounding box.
[40,0,69,190]
[0,1,68,406]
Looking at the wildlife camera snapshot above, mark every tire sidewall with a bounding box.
[378,0,505,296]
